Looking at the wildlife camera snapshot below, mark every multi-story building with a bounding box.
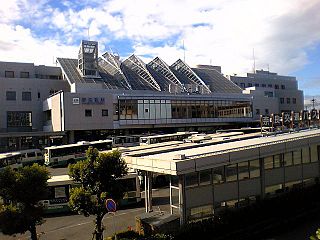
[0,40,305,151]
[230,70,304,119]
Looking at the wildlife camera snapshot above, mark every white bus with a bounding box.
[139,132,197,145]
[0,149,44,169]
[42,172,141,214]
[44,140,113,167]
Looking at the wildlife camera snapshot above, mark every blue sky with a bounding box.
[1,0,320,98]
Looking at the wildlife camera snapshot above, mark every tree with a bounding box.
[310,229,320,240]
[68,147,127,240]
[0,164,50,240]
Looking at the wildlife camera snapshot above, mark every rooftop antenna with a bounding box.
[252,48,256,73]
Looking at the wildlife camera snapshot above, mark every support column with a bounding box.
[179,174,187,225]
[144,171,153,213]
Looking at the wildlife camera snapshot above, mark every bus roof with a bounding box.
[47,175,73,186]
[0,149,41,160]
[140,132,197,140]
[45,139,112,150]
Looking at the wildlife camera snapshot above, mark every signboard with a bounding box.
[282,111,291,126]
[311,109,318,120]
[272,114,282,127]
[302,110,310,121]
[81,97,105,105]
[260,115,271,127]
[293,112,300,123]
[106,198,117,212]
[72,97,80,105]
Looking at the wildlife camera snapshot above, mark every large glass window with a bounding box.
[249,159,260,178]
[238,161,249,180]
[212,166,225,184]
[274,154,283,168]
[7,111,32,127]
[226,164,237,182]
[6,91,16,101]
[22,91,31,101]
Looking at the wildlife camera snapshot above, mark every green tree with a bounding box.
[310,229,320,240]
[0,164,50,240]
[68,147,127,240]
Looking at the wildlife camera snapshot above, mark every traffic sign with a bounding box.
[106,198,117,212]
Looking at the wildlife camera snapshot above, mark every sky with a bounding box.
[1,0,320,99]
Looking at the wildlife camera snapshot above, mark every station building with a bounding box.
[0,40,304,151]
[123,129,320,224]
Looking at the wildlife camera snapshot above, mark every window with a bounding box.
[284,152,293,166]
[310,145,318,163]
[20,72,29,78]
[255,83,260,87]
[199,170,211,185]
[248,83,253,87]
[22,91,31,101]
[249,159,260,178]
[286,98,291,104]
[264,156,273,170]
[293,98,296,104]
[238,161,249,180]
[6,91,16,101]
[302,147,310,164]
[186,172,198,187]
[85,109,92,117]
[37,92,41,99]
[226,164,237,182]
[280,98,284,104]
[265,109,269,115]
[268,84,272,88]
[5,71,14,78]
[256,109,260,115]
[273,154,283,168]
[262,84,266,88]
[7,111,32,127]
[213,166,225,184]
[102,109,108,117]
[293,150,301,165]
[275,84,279,89]
[145,109,149,113]
[240,83,245,88]
[281,85,285,89]
[264,91,273,97]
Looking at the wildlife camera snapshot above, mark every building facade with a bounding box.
[230,70,304,119]
[124,129,320,224]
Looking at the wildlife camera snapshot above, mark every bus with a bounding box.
[42,172,141,214]
[110,135,141,147]
[0,149,44,169]
[139,132,197,145]
[44,140,113,167]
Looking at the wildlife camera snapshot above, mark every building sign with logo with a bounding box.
[72,98,80,105]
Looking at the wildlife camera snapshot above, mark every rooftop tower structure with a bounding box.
[78,40,99,78]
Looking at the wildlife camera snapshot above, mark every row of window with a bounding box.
[236,82,285,90]
[280,97,297,104]
[85,109,109,117]
[264,146,318,169]
[4,71,29,78]
[185,159,261,188]
[4,71,61,79]
[6,91,34,101]
[185,146,319,188]
[255,108,269,115]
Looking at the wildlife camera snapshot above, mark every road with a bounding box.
[0,187,170,240]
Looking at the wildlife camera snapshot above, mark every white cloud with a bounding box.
[0,0,320,82]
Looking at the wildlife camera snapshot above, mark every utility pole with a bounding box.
[311,97,316,109]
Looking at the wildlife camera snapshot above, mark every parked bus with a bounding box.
[44,140,112,167]
[139,132,197,145]
[0,149,44,169]
[110,135,141,147]
[42,172,141,214]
